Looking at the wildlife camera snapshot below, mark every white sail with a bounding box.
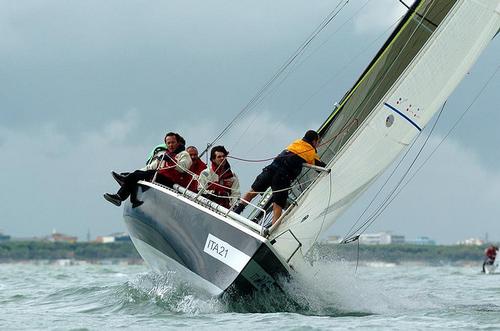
[271,0,500,260]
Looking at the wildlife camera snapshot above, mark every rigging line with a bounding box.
[318,0,423,133]
[357,63,500,234]
[229,0,351,152]
[312,171,334,245]
[397,0,410,9]
[248,5,402,153]
[342,119,424,240]
[212,0,347,143]
[318,0,436,138]
[355,238,360,274]
[295,13,404,109]
[382,63,500,209]
[205,0,349,152]
[200,175,319,195]
[397,0,438,28]
[294,0,373,70]
[351,100,447,237]
[292,1,437,212]
[226,118,358,163]
[244,0,367,113]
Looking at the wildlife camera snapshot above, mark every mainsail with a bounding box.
[270,0,500,260]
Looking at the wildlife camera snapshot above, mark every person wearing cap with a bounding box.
[233,130,326,225]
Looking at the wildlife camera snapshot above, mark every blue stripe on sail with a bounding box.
[383,102,422,131]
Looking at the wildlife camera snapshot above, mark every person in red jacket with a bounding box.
[104,132,191,207]
[482,245,498,273]
[155,135,192,188]
[186,146,207,192]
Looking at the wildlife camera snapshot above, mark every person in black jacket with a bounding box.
[233,130,326,225]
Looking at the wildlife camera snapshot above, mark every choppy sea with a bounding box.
[1,260,499,330]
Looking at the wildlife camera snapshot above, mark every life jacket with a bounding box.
[270,139,320,180]
[206,161,234,208]
[285,139,320,165]
[157,145,190,187]
[486,247,497,259]
[187,158,207,192]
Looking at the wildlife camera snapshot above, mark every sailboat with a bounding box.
[122,0,500,296]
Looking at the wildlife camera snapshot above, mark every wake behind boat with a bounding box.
[117,0,500,297]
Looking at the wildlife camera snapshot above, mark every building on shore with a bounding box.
[456,238,484,246]
[47,231,78,243]
[407,236,436,245]
[95,232,131,244]
[359,232,405,245]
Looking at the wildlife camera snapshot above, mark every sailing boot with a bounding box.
[103,193,122,206]
[111,171,127,186]
[130,186,143,208]
[232,203,246,215]
[131,200,144,208]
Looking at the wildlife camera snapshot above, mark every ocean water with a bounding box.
[1,261,499,330]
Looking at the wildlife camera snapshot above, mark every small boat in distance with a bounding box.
[121,0,500,296]
[482,245,499,274]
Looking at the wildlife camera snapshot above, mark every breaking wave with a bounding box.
[50,263,404,316]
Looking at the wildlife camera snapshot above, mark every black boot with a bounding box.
[232,203,246,215]
[111,171,127,186]
[103,193,122,206]
[131,199,144,208]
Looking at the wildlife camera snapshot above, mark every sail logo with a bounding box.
[204,233,251,272]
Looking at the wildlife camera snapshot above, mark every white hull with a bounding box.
[123,182,291,297]
[131,236,225,296]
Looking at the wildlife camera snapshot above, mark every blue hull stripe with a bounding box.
[384,102,422,131]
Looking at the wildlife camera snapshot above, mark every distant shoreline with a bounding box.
[0,241,141,262]
[0,241,491,264]
[316,242,489,265]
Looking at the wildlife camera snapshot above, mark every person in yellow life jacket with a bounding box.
[233,130,326,225]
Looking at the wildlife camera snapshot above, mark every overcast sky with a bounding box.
[0,0,499,244]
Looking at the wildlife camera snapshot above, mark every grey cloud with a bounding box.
[0,1,498,242]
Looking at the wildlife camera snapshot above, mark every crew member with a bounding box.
[186,146,207,193]
[482,245,498,273]
[103,132,192,207]
[233,130,326,225]
[198,146,240,209]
